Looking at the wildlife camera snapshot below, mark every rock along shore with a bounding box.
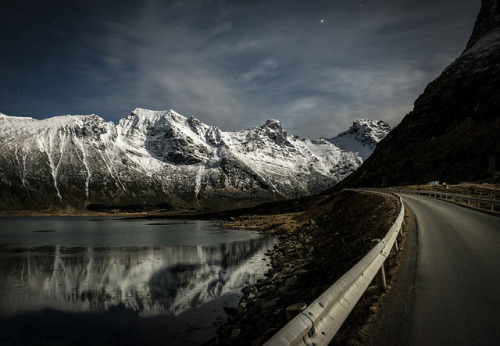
[212,190,400,345]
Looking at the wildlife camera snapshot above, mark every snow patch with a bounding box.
[0,108,390,207]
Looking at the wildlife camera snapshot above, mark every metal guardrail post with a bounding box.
[392,237,399,253]
[371,238,387,291]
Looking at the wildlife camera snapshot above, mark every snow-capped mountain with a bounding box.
[0,109,390,211]
[329,119,391,161]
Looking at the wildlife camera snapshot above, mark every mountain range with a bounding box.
[0,109,389,211]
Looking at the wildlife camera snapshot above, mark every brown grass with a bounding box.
[398,182,500,200]
[215,190,402,345]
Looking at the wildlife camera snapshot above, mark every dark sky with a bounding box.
[1,0,480,138]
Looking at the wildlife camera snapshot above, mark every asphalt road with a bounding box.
[366,194,500,345]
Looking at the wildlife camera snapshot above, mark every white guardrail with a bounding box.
[265,190,405,346]
[390,189,500,213]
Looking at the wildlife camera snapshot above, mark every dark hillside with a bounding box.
[337,0,500,188]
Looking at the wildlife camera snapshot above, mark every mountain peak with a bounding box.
[131,108,182,120]
[327,119,390,161]
[262,119,282,130]
[333,119,391,150]
[0,108,390,211]
[351,119,390,131]
[465,0,500,51]
[0,113,35,121]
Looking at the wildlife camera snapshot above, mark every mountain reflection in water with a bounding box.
[0,238,277,318]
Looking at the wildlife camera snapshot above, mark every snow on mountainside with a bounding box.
[329,119,391,160]
[0,108,390,211]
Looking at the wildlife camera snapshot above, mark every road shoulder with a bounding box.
[356,201,418,346]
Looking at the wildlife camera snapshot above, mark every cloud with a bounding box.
[5,0,478,138]
[241,59,279,85]
[62,0,252,129]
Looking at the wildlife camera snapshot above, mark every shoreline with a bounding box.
[2,182,497,218]
[0,209,213,218]
[213,190,400,345]
[1,190,402,345]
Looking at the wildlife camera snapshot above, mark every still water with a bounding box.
[0,217,277,345]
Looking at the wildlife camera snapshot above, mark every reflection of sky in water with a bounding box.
[0,218,277,344]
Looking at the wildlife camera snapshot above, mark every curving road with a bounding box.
[367,193,500,345]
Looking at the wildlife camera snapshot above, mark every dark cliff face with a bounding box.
[466,0,500,50]
[337,0,500,187]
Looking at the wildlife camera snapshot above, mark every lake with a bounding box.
[0,217,277,345]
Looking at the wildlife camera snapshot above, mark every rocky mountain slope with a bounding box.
[337,0,500,188]
[0,109,389,211]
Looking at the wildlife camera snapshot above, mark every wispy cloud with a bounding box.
[2,0,480,138]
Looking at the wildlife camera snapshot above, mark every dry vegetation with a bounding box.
[0,188,405,345]
[214,190,402,345]
[397,182,500,200]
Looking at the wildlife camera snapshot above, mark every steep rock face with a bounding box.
[0,109,389,211]
[337,0,500,187]
[466,0,500,50]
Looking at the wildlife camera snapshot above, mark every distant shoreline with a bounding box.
[0,209,214,219]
